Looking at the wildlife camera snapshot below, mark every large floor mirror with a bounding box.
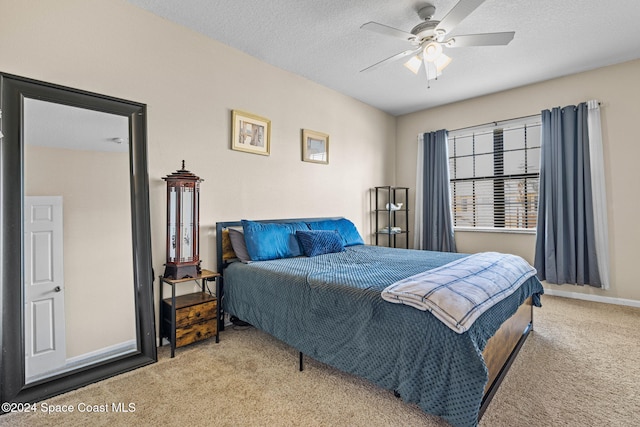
[1,73,156,406]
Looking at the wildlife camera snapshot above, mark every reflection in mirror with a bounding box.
[23,99,136,383]
[0,73,156,407]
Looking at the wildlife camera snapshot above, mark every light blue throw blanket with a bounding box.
[382,252,537,333]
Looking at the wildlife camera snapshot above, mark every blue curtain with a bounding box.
[534,103,601,287]
[418,130,456,252]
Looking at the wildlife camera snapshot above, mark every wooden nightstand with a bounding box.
[159,269,221,357]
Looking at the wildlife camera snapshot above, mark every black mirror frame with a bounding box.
[0,72,157,407]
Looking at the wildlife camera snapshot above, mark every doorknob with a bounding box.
[54,286,61,292]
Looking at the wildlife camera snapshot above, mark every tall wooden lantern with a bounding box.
[163,161,203,279]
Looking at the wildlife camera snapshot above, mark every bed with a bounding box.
[215,217,543,427]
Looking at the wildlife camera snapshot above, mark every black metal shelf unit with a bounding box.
[374,186,409,248]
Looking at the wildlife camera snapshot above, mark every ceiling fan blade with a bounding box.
[360,46,423,73]
[435,0,486,35]
[361,21,417,42]
[445,32,515,47]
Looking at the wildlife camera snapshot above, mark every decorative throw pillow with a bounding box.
[296,230,345,257]
[241,220,309,261]
[228,228,251,263]
[221,229,238,261]
[306,218,365,246]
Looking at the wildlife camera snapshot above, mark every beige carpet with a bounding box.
[2,295,639,427]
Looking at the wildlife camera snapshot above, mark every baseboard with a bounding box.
[65,339,137,367]
[543,288,640,308]
[27,340,138,383]
[26,340,137,383]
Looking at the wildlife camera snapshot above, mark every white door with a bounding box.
[24,196,66,381]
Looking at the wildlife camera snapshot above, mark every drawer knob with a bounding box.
[195,311,201,317]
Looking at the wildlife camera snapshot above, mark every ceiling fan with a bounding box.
[360,0,515,82]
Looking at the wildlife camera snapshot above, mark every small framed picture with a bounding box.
[231,110,271,156]
[301,129,329,164]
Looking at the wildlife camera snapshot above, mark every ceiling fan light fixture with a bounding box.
[423,61,441,81]
[360,0,517,86]
[434,53,452,73]
[423,42,443,62]
[403,55,423,74]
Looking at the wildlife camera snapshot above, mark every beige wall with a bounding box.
[396,59,640,301]
[0,0,396,340]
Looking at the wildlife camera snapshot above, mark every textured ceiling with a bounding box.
[126,0,640,116]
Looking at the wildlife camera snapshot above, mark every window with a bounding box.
[448,117,541,230]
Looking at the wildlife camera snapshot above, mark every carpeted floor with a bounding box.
[2,295,639,426]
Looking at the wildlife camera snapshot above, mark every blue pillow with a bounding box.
[241,220,309,261]
[306,218,364,246]
[296,230,345,257]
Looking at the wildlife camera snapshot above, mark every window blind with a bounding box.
[448,118,541,230]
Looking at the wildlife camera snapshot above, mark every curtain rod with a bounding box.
[449,100,601,134]
[449,113,541,134]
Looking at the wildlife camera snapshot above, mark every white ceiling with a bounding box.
[24,98,129,152]
[126,0,640,116]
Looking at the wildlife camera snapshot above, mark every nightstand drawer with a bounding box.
[162,292,217,327]
[175,299,217,328]
[158,270,221,358]
[175,319,217,348]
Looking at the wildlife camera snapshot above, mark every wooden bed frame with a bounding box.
[215,218,533,421]
[480,296,532,417]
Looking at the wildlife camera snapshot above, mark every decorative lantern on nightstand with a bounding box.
[163,161,203,279]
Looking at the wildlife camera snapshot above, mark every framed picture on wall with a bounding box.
[302,129,329,164]
[231,110,271,156]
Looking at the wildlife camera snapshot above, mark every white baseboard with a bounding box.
[543,288,640,308]
[65,339,137,367]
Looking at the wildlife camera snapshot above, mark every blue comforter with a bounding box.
[223,245,544,427]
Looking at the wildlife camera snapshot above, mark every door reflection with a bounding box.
[23,98,137,383]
